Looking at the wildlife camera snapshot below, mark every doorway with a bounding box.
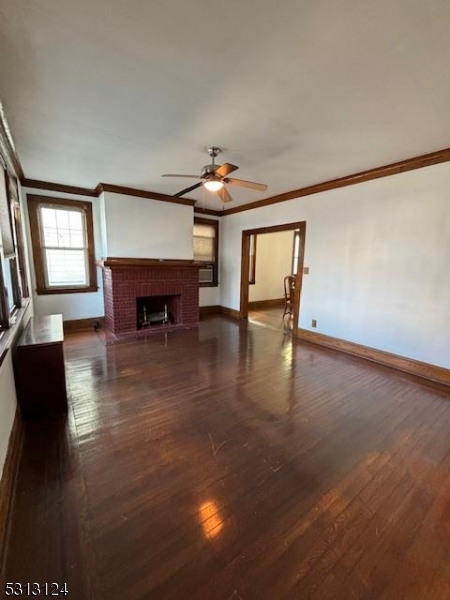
[240,222,306,334]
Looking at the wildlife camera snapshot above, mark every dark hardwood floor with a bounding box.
[2,316,450,599]
[249,306,293,332]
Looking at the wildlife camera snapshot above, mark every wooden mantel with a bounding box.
[97,257,202,270]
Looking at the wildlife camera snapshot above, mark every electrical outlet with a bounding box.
[303,266,310,274]
[312,319,317,328]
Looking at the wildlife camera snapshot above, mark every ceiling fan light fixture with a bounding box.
[163,146,266,203]
[203,179,224,192]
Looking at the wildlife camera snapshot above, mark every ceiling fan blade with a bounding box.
[174,182,203,197]
[161,174,199,178]
[215,163,239,177]
[218,186,233,203]
[225,177,267,192]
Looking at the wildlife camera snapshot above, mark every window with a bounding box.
[292,229,301,275]
[0,165,15,260]
[0,259,8,329]
[1,164,25,328]
[3,259,15,310]
[8,174,29,299]
[249,234,257,284]
[27,196,97,295]
[193,217,219,287]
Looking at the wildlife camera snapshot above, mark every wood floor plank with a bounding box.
[1,315,450,599]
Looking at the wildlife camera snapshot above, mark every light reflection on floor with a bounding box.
[199,500,224,540]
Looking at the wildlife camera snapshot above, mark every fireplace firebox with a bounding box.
[136,295,180,330]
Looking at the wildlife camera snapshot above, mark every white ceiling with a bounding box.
[1,0,450,209]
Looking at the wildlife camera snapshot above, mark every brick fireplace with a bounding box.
[100,258,200,337]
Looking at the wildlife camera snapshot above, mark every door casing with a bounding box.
[239,221,306,334]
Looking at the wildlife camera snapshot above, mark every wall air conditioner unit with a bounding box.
[199,264,214,284]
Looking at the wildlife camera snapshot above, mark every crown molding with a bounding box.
[221,147,450,216]
[14,141,450,217]
[0,100,24,180]
[194,207,222,217]
[22,178,98,197]
[21,178,197,207]
[97,183,196,206]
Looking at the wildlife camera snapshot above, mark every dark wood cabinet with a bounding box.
[14,314,68,419]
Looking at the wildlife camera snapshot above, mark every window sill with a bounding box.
[36,285,99,296]
[199,282,219,288]
[0,298,31,369]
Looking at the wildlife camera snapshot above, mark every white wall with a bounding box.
[23,189,222,316]
[102,193,220,307]
[98,193,108,258]
[199,286,219,307]
[249,230,293,302]
[23,188,105,320]
[220,162,450,368]
[102,192,194,259]
[0,314,31,479]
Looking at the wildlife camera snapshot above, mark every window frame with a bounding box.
[193,216,219,288]
[0,163,15,259]
[27,195,98,295]
[7,256,21,310]
[0,262,9,330]
[0,164,26,328]
[7,172,29,299]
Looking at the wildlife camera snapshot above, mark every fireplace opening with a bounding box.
[136,295,181,330]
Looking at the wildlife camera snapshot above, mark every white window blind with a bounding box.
[40,206,88,287]
[194,222,216,263]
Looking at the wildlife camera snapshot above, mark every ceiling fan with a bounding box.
[161,147,267,203]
